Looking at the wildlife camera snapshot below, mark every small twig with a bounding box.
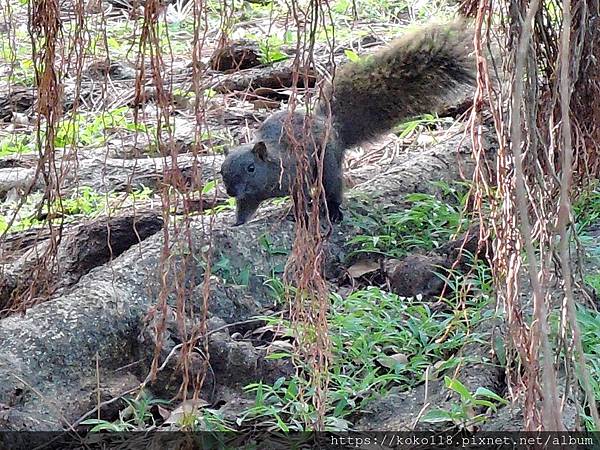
[71,385,141,428]
[115,358,144,372]
[412,366,431,428]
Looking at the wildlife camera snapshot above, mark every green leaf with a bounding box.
[444,376,473,402]
[265,352,291,360]
[474,387,508,404]
[333,398,349,417]
[272,377,286,390]
[274,413,289,432]
[201,180,216,195]
[344,49,360,62]
[80,419,108,425]
[420,409,454,423]
[473,399,497,410]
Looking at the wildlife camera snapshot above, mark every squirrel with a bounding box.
[220,21,476,226]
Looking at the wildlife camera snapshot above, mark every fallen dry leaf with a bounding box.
[377,353,409,369]
[164,398,210,425]
[347,258,379,278]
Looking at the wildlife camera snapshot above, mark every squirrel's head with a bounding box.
[220,141,286,225]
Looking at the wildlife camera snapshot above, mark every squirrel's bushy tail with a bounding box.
[324,20,476,148]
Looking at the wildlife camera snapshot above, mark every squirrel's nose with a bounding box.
[225,185,237,197]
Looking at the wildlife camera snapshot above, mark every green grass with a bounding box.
[0,134,35,157]
[573,306,600,431]
[574,183,600,234]
[232,183,492,431]
[53,108,151,149]
[585,274,600,294]
[0,24,35,86]
[573,183,600,295]
[0,186,153,233]
[239,263,493,431]
[421,376,508,428]
[548,181,600,431]
[81,391,170,432]
[0,106,152,155]
[347,182,470,259]
[245,31,294,65]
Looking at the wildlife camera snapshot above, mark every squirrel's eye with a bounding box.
[247,163,255,173]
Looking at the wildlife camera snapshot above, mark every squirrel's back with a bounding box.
[324,21,476,148]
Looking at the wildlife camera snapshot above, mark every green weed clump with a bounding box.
[348,182,470,259]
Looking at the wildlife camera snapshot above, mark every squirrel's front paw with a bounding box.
[327,204,343,223]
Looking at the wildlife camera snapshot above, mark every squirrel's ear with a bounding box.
[251,141,268,161]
